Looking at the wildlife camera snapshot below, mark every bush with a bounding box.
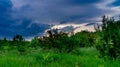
[96,16,120,59]
[29,37,40,48]
[71,31,95,47]
[38,29,78,53]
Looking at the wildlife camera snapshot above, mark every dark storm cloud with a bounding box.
[0,0,15,37]
[112,0,120,6]
[0,0,50,38]
[0,0,13,25]
[64,0,101,5]
[11,0,104,24]
[0,0,120,38]
[11,0,120,24]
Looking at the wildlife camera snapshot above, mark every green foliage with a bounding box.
[12,35,26,53]
[0,47,120,67]
[35,53,61,64]
[71,31,96,47]
[0,35,30,54]
[96,16,120,59]
[39,30,78,53]
[17,42,26,54]
[29,37,40,48]
[13,34,24,42]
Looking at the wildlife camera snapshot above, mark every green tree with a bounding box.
[13,34,24,42]
[39,29,78,53]
[96,16,120,59]
[12,34,26,54]
[30,37,40,48]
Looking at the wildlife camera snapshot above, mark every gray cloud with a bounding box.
[11,0,104,24]
[10,0,120,24]
[0,0,50,38]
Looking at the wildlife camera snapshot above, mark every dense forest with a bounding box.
[0,16,120,67]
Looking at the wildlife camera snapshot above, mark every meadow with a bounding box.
[0,47,120,67]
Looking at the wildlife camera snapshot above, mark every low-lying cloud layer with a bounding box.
[0,0,120,38]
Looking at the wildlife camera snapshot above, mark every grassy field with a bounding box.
[0,47,120,67]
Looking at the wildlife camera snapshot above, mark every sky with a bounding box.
[0,0,120,38]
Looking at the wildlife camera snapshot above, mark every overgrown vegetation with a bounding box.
[0,16,120,67]
[96,16,120,59]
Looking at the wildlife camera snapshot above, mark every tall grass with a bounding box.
[0,47,120,67]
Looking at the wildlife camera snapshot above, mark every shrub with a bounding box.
[71,31,95,47]
[96,16,120,59]
[29,37,40,48]
[38,29,78,53]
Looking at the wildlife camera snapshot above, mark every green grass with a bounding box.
[0,47,120,67]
